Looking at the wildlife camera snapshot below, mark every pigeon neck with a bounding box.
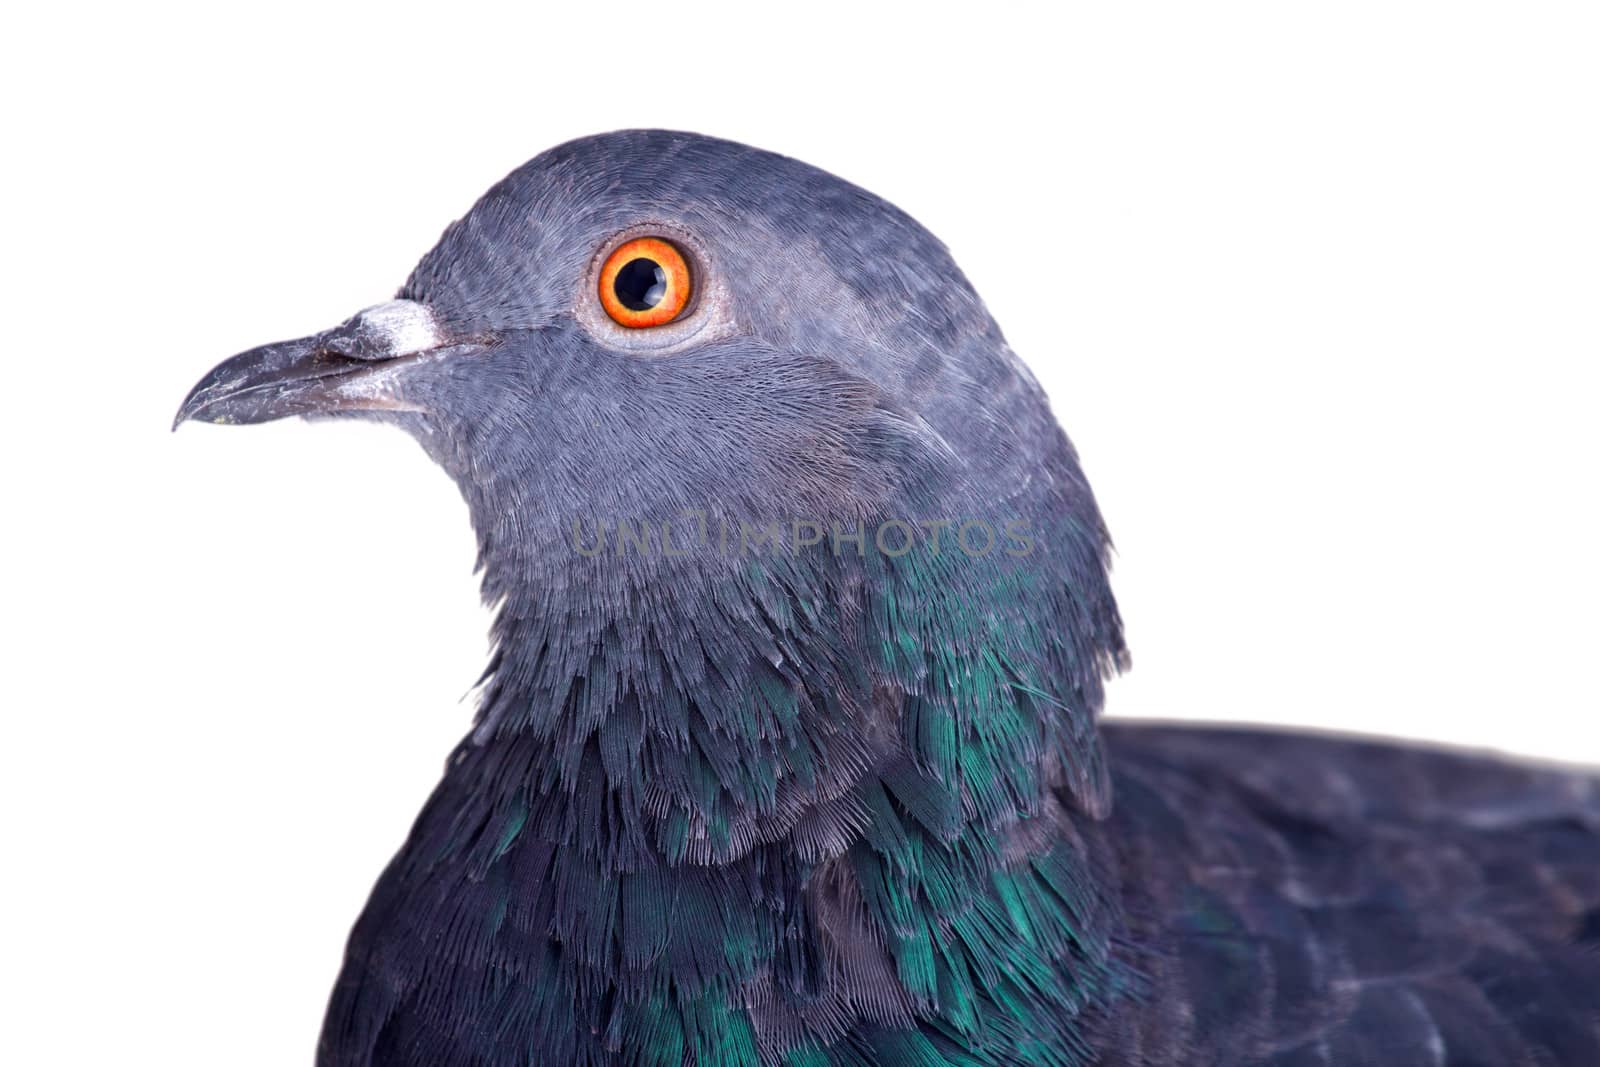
[468,515,1126,829]
[394,522,1135,1059]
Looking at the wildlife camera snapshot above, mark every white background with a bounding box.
[4,3,1597,1063]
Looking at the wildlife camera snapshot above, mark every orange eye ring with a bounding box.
[598,236,694,328]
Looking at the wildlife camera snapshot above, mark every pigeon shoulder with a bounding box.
[1094,721,1600,1065]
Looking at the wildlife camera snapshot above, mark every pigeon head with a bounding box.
[178,130,1125,821]
[180,133,1049,561]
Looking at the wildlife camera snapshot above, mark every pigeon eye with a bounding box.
[598,237,693,328]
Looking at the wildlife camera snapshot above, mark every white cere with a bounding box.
[356,300,444,357]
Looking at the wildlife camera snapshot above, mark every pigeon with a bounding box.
[177,130,1600,1066]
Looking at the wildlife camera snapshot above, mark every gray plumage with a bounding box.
[177,130,1600,1065]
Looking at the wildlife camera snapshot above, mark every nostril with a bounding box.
[312,340,365,364]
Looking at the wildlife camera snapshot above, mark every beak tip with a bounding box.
[172,383,241,430]
[172,390,209,431]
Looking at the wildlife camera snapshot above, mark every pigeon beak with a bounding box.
[173,299,485,429]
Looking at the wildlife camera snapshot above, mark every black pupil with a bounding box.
[614,257,668,311]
